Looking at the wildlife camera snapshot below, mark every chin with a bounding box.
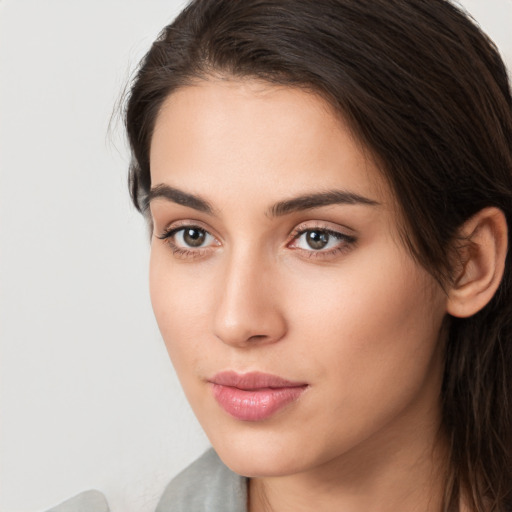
[205,424,320,478]
[218,446,304,478]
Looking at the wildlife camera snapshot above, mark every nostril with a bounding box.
[247,334,268,342]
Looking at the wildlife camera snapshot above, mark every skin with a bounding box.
[148,79,453,512]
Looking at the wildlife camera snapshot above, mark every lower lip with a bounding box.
[210,383,307,421]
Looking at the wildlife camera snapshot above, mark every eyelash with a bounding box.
[289,223,357,260]
[157,223,216,260]
[157,222,357,260]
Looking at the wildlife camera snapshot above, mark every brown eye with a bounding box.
[289,226,356,256]
[305,230,329,250]
[183,228,207,247]
[159,225,217,252]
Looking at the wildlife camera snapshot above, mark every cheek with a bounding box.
[149,248,214,368]
[285,245,446,401]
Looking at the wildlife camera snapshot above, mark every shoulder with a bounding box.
[44,490,109,512]
[155,448,248,512]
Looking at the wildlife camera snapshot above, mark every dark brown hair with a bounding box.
[124,0,512,510]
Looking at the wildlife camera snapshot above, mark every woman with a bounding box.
[124,0,512,510]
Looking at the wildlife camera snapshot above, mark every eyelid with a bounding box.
[156,219,220,240]
[156,219,221,259]
[287,221,357,258]
[289,221,356,239]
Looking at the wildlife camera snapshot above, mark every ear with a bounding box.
[447,207,508,318]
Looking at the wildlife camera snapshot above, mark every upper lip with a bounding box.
[209,371,307,390]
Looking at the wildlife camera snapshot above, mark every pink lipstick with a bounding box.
[209,371,308,421]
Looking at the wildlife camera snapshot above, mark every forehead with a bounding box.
[149,79,392,209]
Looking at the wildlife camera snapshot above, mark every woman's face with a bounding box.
[149,80,448,478]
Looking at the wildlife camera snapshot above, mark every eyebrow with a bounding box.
[268,190,379,217]
[148,184,379,217]
[149,184,214,214]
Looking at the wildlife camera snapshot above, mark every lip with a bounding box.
[209,371,308,422]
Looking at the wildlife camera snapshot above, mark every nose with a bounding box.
[212,250,287,348]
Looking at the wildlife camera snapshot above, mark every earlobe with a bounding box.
[446,207,508,318]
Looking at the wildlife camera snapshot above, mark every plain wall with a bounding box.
[0,1,511,511]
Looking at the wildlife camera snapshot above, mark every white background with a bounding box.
[0,1,511,511]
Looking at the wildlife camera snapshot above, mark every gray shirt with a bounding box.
[44,449,247,512]
[155,449,248,512]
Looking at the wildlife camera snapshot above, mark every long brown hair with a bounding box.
[124,1,512,509]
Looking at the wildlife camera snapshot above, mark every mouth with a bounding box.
[208,371,308,422]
